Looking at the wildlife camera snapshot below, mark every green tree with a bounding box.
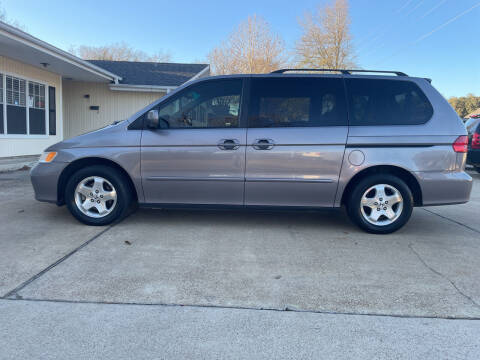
[464,93,480,115]
[448,94,480,118]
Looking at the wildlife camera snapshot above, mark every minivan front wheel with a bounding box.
[347,174,413,234]
[74,176,117,218]
[65,165,133,226]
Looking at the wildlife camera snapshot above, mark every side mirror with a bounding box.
[146,110,159,129]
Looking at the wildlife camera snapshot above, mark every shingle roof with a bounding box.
[87,60,209,86]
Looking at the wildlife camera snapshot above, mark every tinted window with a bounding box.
[465,118,480,134]
[346,79,433,126]
[153,79,242,129]
[248,77,347,127]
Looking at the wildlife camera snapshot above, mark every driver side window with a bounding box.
[156,79,242,129]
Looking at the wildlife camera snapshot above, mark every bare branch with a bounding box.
[208,15,288,75]
[0,1,26,30]
[69,41,172,62]
[295,0,356,69]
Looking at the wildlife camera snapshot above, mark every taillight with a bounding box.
[472,133,480,149]
[453,135,468,153]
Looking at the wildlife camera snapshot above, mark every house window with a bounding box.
[29,81,45,109]
[1,74,50,136]
[28,81,46,134]
[6,75,27,134]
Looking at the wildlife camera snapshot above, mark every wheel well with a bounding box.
[341,165,423,207]
[57,157,138,205]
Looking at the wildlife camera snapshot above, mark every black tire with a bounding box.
[346,174,413,234]
[475,167,480,174]
[65,165,133,226]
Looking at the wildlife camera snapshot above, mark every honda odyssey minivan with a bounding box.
[30,69,472,233]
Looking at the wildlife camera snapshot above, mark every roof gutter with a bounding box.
[109,84,177,93]
[0,21,122,83]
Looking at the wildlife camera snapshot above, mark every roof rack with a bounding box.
[271,69,408,76]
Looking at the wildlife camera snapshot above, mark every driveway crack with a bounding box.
[3,297,480,320]
[408,242,480,310]
[423,208,480,234]
[2,225,114,299]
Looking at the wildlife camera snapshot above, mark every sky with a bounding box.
[2,0,479,98]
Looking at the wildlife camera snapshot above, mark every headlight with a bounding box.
[39,151,57,163]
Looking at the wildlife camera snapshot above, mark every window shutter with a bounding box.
[48,86,56,135]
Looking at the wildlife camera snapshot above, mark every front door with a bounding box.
[245,76,348,207]
[141,78,246,205]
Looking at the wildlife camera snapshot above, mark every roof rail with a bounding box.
[271,69,408,76]
[271,68,350,75]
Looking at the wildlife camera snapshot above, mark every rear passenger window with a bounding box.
[346,79,433,126]
[248,77,347,127]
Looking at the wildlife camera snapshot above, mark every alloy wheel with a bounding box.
[360,184,403,226]
[74,176,117,218]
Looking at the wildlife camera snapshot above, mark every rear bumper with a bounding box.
[467,149,480,167]
[30,161,68,204]
[416,171,473,206]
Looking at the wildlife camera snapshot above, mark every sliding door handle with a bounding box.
[218,139,240,150]
[252,138,275,150]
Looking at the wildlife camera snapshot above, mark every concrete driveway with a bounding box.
[1,169,480,359]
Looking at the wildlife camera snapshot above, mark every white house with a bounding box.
[0,21,209,158]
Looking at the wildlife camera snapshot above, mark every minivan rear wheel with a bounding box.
[347,174,413,234]
[65,165,133,226]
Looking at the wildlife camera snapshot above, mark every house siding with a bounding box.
[0,55,63,157]
[63,81,163,139]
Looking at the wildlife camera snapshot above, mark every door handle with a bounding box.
[218,139,240,150]
[252,138,275,150]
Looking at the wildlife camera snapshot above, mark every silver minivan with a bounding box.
[30,69,472,233]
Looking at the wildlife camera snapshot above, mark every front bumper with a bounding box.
[467,149,480,167]
[30,161,68,204]
[416,171,473,206]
